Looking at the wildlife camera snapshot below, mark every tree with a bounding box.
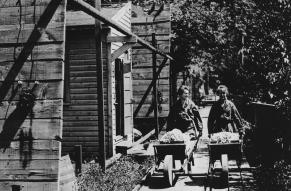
[171,0,291,101]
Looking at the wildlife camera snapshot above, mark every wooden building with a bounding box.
[0,0,66,190]
[63,2,133,160]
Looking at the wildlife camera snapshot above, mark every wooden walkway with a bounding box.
[132,106,256,191]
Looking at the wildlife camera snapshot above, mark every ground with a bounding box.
[132,105,256,191]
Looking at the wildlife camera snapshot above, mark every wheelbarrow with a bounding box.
[205,139,243,191]
[151,138,201,186]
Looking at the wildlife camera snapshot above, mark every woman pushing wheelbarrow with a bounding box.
[151,85,203,186]
[206,85,245,191]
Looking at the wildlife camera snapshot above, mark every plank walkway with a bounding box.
[132,106,256,191]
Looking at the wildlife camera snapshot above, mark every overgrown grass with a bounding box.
[76,155,154,191]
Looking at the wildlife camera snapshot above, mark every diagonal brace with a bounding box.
[0,0,63,102]
[111,42,134,61]
[133,57,168,118]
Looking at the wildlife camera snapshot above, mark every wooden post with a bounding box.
[95,0,106,171]
[74,145,82,175]
[152,33,159,138]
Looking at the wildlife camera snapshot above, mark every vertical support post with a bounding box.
[95,0,106,171]
[74,145,82,175]
[152,33,159,139]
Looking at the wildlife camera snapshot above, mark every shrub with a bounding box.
[76,155,154,191]
[253,160,291,191]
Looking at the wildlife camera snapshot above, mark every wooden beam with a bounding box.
[133,57,168,118]
[71,0,173,61]
[95,0,105,171]
[0,0,63,102]
[111,42,133,61]
[152,33,159,138]
[107,36,137,43]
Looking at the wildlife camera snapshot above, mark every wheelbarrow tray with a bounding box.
[153,142,186,161]
[208,141,242,161]
[206,141,243,190]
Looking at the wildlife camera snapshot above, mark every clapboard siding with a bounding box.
[62,28,110,158]
[132,2,171,119]
[0,0,65,189]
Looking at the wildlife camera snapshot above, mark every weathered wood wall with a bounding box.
[131,1,171,133]
[0,0,66,190]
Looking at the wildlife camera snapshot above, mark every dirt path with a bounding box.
[137,106,256,191]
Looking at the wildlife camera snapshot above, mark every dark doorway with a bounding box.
[115,59,124,136]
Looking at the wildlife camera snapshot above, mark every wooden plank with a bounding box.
[107,35,137,43]
[0,23,65,44]
[69,65,96,71]
[0,44,63,62]
[0,149,59,160]
[64,100,99,105]
[132,67,169,79]
[70,70,97,77]
[0,99,62,119]
[69,94,98,100]
[133,43,170,53]
[9,140,60,150]
[0,81,62,101]
[69,87,97,94]
[0,0,51,8]
[0,182,58,191]
[0,119,61,140]
[0,5,64,26]
[63,120,98,127]
[132,22,170,35]
[132,79,169,86]
[62,131,98,137]
[0,61,62,81]
[0,159,58,171]
[63,110,98,116]
[132,51,168,63]
[63,126,100,132]
[69,82,98,88]
[68,53,96,61]
[63,115,98,121]
[62,137,104,142]
[69,77,97,83]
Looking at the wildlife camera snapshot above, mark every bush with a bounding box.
[76,155,154,191]
[253,160,291,191]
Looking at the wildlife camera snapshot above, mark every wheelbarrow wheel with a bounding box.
[163,155,175,186]
[221,154,229,188]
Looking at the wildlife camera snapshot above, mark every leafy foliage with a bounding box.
[171,0,291,101]
[76,155,154,191]
[253,160,291,191]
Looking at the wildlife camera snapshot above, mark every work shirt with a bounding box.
[167,98,203,136]
[207,99,243,135]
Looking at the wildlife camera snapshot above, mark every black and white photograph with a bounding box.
[0,0,290,190]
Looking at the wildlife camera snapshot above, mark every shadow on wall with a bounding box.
[0,88,36,168]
